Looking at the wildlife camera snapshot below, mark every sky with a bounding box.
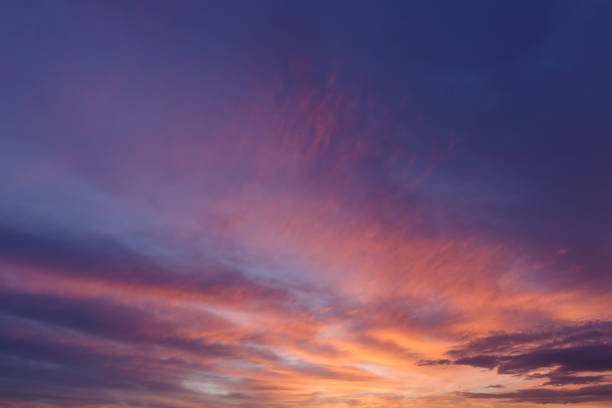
[1,1,611,407]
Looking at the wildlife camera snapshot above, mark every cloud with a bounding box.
[417,359,451,366]
[0,217,289,307]
[438,322,612,403]
[2,1,612,407]
[453,344,612,376]
[448,321,612,357]
[0,289,251,359]
[462,384,612,404]
[534,371,608,387]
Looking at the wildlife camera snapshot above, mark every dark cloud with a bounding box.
[0,281,292,406]
[416,322,612,403]
[453,344,612,377]
[496,344,612,375]
[453,355,499,369]
[462,384,612,404]
[0,219,136,271]
[0,219,288,304]
[0,325,183,393]
[0,312,262,407]
[442,322,612,401]
[448,321,612,357]
[0,289,282,364]
[535,372,608,387]
[417,359,451,366]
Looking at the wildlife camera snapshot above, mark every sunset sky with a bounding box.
[1,1,611,407]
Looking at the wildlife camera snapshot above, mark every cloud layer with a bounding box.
[1,1,611,407]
